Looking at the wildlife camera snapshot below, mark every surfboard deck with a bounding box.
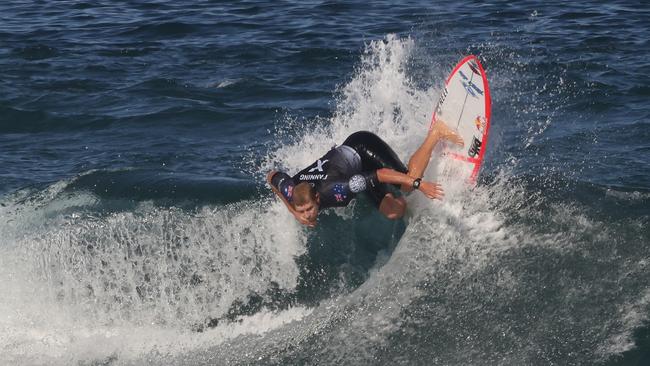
[432,55,491,184]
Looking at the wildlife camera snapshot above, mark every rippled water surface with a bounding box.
[1,1,649,365]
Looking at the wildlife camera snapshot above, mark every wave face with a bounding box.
[1,1,649,365]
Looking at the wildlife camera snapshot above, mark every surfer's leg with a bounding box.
[402,119,464,191]
[342,131,407,175]
[378,193,406,220]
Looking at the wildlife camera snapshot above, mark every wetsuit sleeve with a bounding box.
[270,172,295,202]
[347,172,380,193]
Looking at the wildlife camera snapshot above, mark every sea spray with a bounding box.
[265,35,435,176]
[0,185,308,364]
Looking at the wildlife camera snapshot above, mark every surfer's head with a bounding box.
[293,182,319,224]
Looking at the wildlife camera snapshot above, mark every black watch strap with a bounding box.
[412,178,422,189]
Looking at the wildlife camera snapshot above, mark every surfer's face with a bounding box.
[294,197,319,224]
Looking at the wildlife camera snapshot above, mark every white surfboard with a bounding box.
[432,55,492,184]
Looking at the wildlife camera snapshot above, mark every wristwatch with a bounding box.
[412,178,421,189]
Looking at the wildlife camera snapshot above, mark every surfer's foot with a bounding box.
[404,119,463,189]
[431,119,464,147]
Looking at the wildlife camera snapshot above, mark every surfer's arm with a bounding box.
[376,168,444,200]
[266,170,299,215]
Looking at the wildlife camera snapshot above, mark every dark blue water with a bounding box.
[1,1,649,365]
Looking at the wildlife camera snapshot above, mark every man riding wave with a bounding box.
[267,120,463,227]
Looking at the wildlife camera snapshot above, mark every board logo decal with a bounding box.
[474,116,486,132]
[462,80,477,98]
[469,61,481,75]
[468,137,482,158]
[461,79,484,98]
[469,81,483,95]
[459,74,483,97]
[435,87,448,114]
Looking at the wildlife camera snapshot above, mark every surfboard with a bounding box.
[431,55,491,184]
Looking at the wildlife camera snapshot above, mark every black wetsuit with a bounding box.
[270,131,408,208]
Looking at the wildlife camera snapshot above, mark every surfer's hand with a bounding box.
[419,181,444,200]
[266,170,277,184]
[293,212,316,228]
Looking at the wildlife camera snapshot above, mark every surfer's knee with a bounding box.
[379,194,406,220]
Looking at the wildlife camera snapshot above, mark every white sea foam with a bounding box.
[0,185,308,364]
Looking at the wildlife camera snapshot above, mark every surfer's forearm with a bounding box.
[376,168,444,200]
[267,171,297,214]
[376,168,418,187]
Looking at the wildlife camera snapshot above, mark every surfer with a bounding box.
[267,120,463,227]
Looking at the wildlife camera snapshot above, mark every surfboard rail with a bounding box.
[431,55,491,184]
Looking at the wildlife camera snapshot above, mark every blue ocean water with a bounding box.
[0,1,649,365]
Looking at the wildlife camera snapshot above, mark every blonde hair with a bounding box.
[293,182,318,206]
